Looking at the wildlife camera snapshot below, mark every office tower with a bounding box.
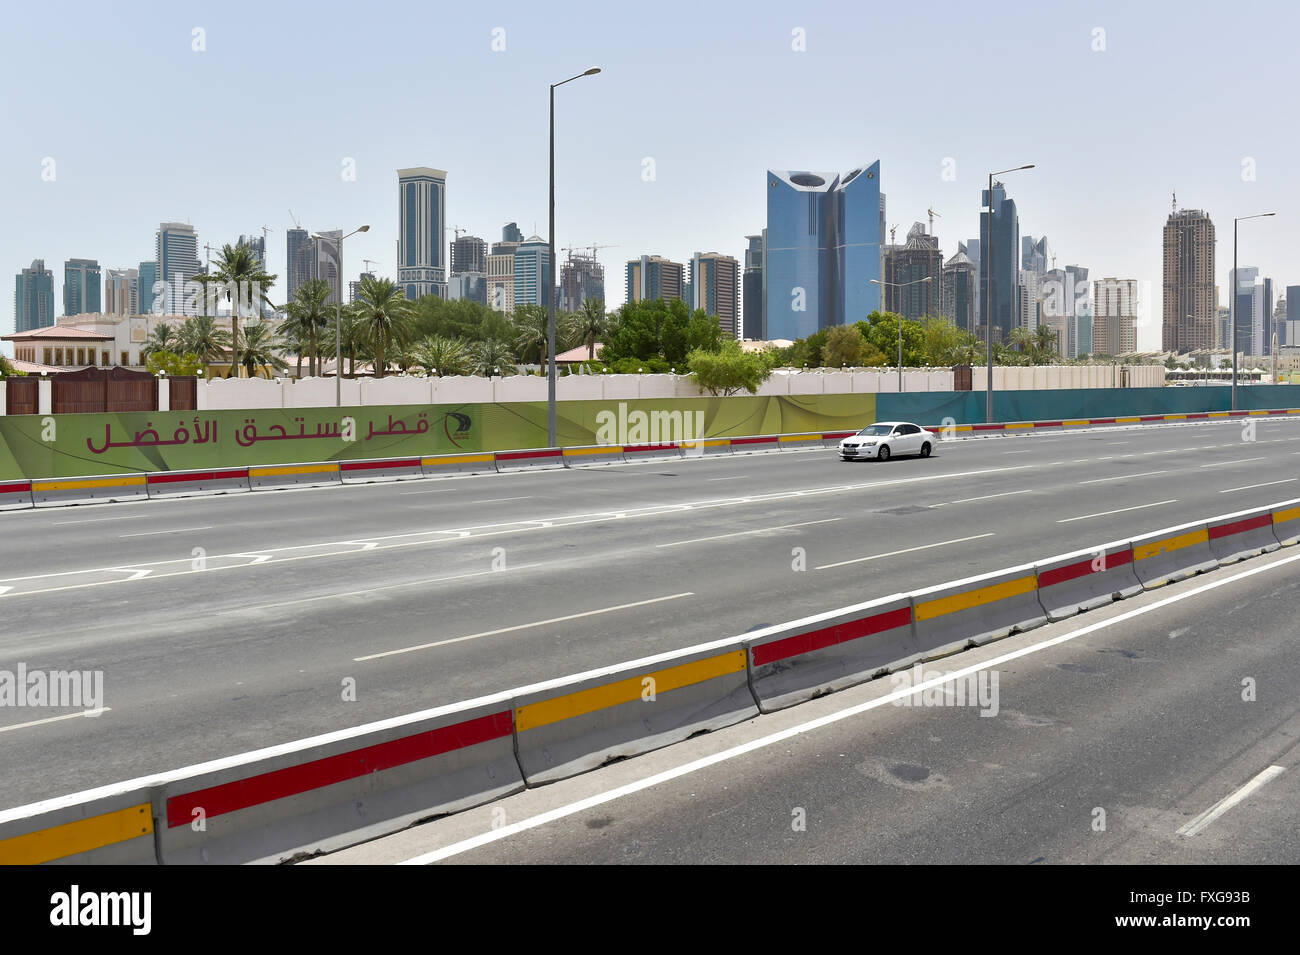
[313,230,342,305]
[1092,278,1140,355]
[742,233,765,339]
[397,166,447,300]
[451,234,488,276]
[1018,269,1042,332]
[689,252,740,337]
[941,250,976,333]
[979,182,1020,342]
[63,258,102,315]
[1056,264,1091,358]
[962,239,981,326]
[1285,286,1300,347]
[448,272,488,306]
[882,223,942,321]
[1162,204,1216,352]
[560,250,606,312]
[1261,277,1274,356]
[105,267,139,316]
[501,222,523,245]
[238,234,267,273]
[14,259,55,332]
[138,261,158,314]
[156,222,200,314]
[1021,236,1049,273]
[764,162,882,340]
[1077,302,1094,356]
[625,255,685,304]
[512,236,552,308]
[1228,267,1260,354]
[286,227,313,300]
[1216,305,1231,351]
[349,272,375,303]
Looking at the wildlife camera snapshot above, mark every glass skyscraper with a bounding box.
[512,236,552,307]
[156,222,200,315]
[138,261,158,314]
[14,259,55,332]
[979,183,1020,342]
[397,166,447,301]
[63,258,102,315]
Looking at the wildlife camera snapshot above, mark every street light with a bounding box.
[1231,212,1275,410]
[548,67,602,448]
[312,225,369,406]
[985,164,1035,423]
[872,276,933,390]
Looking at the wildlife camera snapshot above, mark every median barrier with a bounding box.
[146,467,251,498]
[0,787,155,865]
[910,563,1045,657]
[511,642,757,785]
[420,451,497,477]
[493,448,564,471]
[154,700,522,865]
[728,434,780,454]
[746,594,918,712]
[1272,498,1300,546]
[31,473,149,507]
[339,456,424,483]
[1207,506,1282,565]
[777,432,824,450]
[562,444,624,467]
[820,430,855,448]
[0,479,33,510]
[247,461,342,490]
[680,437,733,458]
[622,442,682,463]
[1033,540,1142,622]
[1130,519,1217,588]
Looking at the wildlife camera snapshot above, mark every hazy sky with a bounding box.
[4,0,1297,353]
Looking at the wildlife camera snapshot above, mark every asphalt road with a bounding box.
[2,417,1299,809]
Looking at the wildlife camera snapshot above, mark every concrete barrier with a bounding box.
[1272,499,1300,546]
[0,479,33,510]
[155,700,521,865]
[562,445,624,467]
[680,438,733,458]
[0,788,155,865]
[746,594,917,712]
[1034,541,1142,622]
[910,563,1045,657]
[622,442,682,463]
[728,434,780,454]
[777,432,824,451]
[512,642,757,785]
[339,456,424,483]
[1130,519,1217,588]
[420,451,497,477]
[1207,505,1282,565]
[494,448,564,471]
[31,473,149,507]
[146,467,251,498]
[247,461,342,490]
[821,430,855,448]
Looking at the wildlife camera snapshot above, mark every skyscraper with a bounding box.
[1092,278,1139,356]
[560,251,605,312]
[314,230,342,305]
[941,250,976,333]
[238,234,268,273]
[1162,205,1216,352]
[63,258,102,315]
[156,222,199,315]
[397,166,447,300]
[625,255,685,304]
[286,227,313,300]
[451,234,488,276]
[138,261,158,314]
[979,182,1020,342]
[14,259,55,333]
[689,252,740,337]
[104,267,139,316]
[883,223,942,321]
[742,233,765,339]
[512,236,552,308]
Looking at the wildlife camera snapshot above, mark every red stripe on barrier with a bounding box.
[822,431,855,440]
[624,443,680,453]
[1208,514,1273,540]
[730,436,777,446]
[0,481,32,494]
[496,449,561,461]
[1034,421,1063,428]
[147,469,250,485]
[1090,418,1116,425]
[340,458,421,472]
[165,710,513,828]
[1187,413,1208,420]
[1038,548,1133,588]
[1229,411,1248,417]
[1140,415,1163,422]
[1268,409,1287,415]
[972,424,1004,432]
[752,606,913,667]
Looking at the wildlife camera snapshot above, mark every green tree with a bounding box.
[1033,325,1059,364]
[471,338,519,376]
[0,354,23,378]
[145,350,205,376]
[142,323,180,360]
[411,335,474,376]
[195,242,276,378]
[920,316,981,366]
[856,311,926,367]
[574,297,608,360]
[176,315,232,366]
[351,276,411,378]
[280,278,333,376]
[687,339,772,396]
[238,322,288,378]
[823,324,868,368]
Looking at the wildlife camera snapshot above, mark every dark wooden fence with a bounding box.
[5,377,38,415]
[952,364,973,391]
[169,376,198,411]
[52,368,157,415]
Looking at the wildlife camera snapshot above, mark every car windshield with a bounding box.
[856,425,894,436]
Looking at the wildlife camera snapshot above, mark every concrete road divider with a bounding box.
[910,563,1045,657]
[0,479,33,510]
[777,433,823,450]
[622,442,682,463]
[0,788,155,865]
[746,594,917,712]
[31,473,149,507]
[821,430,856,448]
[681,438,732,457]
[1207,506,1283,565]
[494,447,564,471]
[1034,540,1142,622]
[512,643,757,785]
[1272,499,1300,546]
[340,456,424,483]
[562,444,624,467]
[248,462,341,490]
[155,700,521,865]
[729,434,780,454]
[146,467,251,498]
[420,451,497,477]
[1131,519,1217,588]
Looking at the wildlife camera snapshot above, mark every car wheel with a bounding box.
[877,445,890,462]
[920,442,931,458]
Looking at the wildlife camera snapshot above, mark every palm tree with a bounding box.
[195,242,276,378]
[176,315,232,369]
[142,323,180,360]
[411,335,473,376]
[471,338,519,376]
[238,321,288,378]
[351,276,411,378]
[1032,325,1058,363]
[574,297,607,361]
[1008,326,1035,355]
[280,278,332,376]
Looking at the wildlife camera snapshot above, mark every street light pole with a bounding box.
[314,224,370,407]
[1231,212,1275,411]
[548,67,601,448]
[871,276,932,391]
[984,164,1035,423]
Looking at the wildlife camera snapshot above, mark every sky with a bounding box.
[4,0,1299,355]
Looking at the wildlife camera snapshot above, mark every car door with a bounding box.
[898,424,919,454]
[889,425,909,454]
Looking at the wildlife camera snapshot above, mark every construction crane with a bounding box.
[261,224,274,243]
[450,225,468,241]
[362,259,381,274]
[888,224,898,245]
[288,209,301,229]
[926,207,941,235]
[561,243,618,262]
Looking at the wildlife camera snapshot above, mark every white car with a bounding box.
[838,421,936,461]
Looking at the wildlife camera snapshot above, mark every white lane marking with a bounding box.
[118,525,213,538]
[470,496,534,504]
[51,515,151,526]
[1219,479,1298,494]
[399,489,451,496]
[1077,471,1168,486]
[706,476,749,482]
[1057,500,1177,523]
[656,519,841,548]
[0,708,111,734]
[1003,450,1032,455]
[1177,765,1286,837]
[814,533,994,570]
[1200,457,1265,468]
[398,547,1300,865]
[929,490,1021,507]
[354,592,695,661]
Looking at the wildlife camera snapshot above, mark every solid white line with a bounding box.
[51,515,151,526]
[929,490,1021,508]
[1219,479,1298,494]
[1177,765,1286,837]
[0,708,111,734]
[814,533,994,570]
[118,525,213,538]
[706,476,749,482]
[470,496,534,504]
[1077,470,1167,486]
[398,547,1300,865]
[354,592,695,661]
[1200,457,1265,468]
[1057,500,1177,523]
[656,519,840,548]
[1003,450,1032,455]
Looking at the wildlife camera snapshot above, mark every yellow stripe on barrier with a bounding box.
[1133,527,1209,562]
[914,575,1037,622]
[684,439,732,448]
[249,464,337,477]
[1208,412,1229,418]
[952,425,973,432]
[32,475,146,492]
[778,435,821,443]
[1116,417,1140,423]
[1164,414,1186,420]
[0,803,152,865]
[562,446,623,456]
[1273,506,1300,525]
[422,453,494,466]
[1005,422,1033,430]
[1249,410,1268,416]
[515,651,747,733]
[1063,419,1090,427]
[1289,409,1300,415]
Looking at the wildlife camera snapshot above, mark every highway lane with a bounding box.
[329,544,1300,865]
[2,418,1299,808]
